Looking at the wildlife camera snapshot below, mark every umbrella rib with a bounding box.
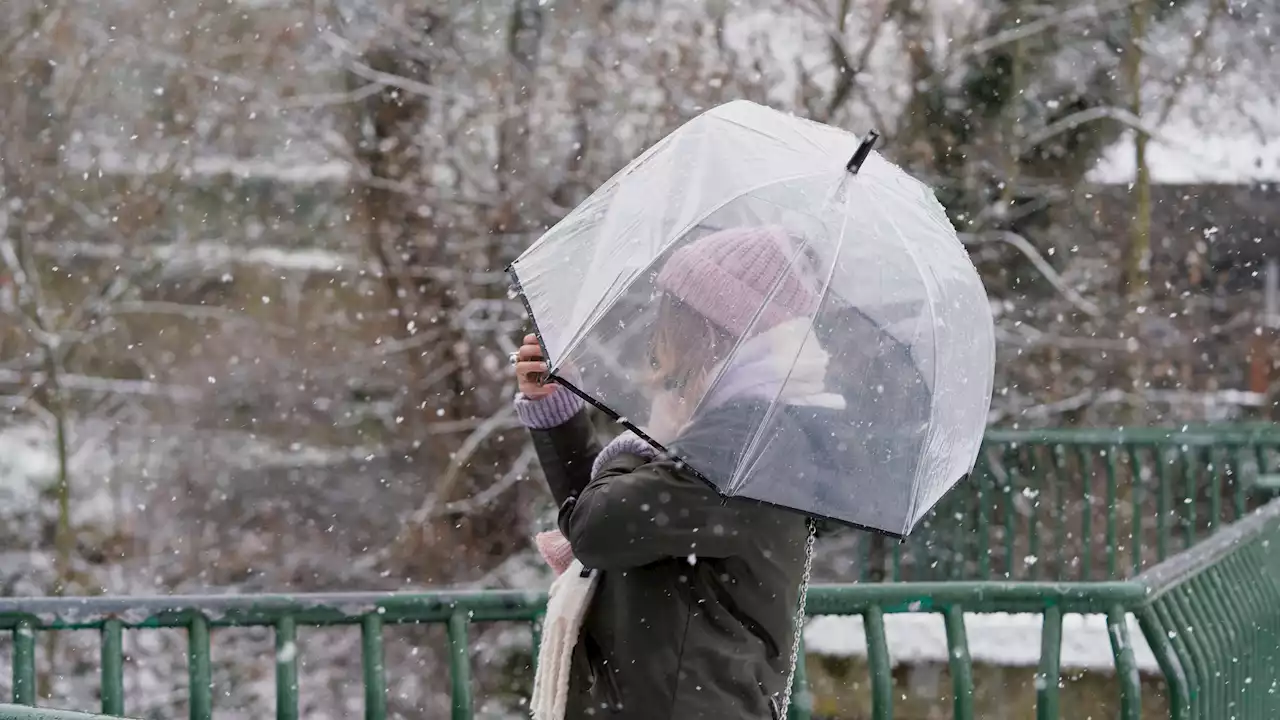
[515,133,678,261]
[711,114,836,158]
[877,201,941,533]
[553,171,834,364]
[684,232,819,432]
[866,179,952,236]
[727,186,856,496]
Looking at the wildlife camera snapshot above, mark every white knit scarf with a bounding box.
[530,560,599,720]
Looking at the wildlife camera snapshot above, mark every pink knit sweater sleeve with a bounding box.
[514,388,584,429]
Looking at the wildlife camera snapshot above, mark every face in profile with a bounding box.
[647,293,732,400]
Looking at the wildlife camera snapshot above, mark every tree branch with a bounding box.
[1018,106,1170,153]
[322,32,455,102]
[959,231,1102,317]
[995,323,1135,352]
[410,404,521,523]
[963,0,1146,60]
[1154,0,1228,126]
[426,443,537,520]
[112,301,298,337]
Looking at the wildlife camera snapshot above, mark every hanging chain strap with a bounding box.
[779,519,817,716]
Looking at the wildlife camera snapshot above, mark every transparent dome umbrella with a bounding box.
[509,100,994,538]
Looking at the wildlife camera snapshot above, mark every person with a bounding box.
[514,226,840,720]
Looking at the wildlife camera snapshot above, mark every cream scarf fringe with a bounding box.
[530,560,599,720]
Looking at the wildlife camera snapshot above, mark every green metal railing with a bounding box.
[1132,490,1280,720]
[876,426,1280,583]
[4,497,1280,719]
[0,710,125,720]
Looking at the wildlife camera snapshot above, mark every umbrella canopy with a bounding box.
[509,100,994,537]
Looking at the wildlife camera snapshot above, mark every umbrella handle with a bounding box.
[846,130,881,175]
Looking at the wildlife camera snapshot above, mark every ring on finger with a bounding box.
[508,351,520,366]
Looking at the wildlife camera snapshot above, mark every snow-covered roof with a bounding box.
[1089,57,1280,185]
[1089,122,1280,185]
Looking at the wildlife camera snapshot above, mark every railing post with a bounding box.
[864,606,893,720]
[1166,592,1207,717]
[275,616,299,720]
[447,610,473,720]
[1050,445,1069,577]
[1197,571,1239,713]
[1153,445,1172,561]
[1221,557,1260,718]
[361,612,387,720]
[1001,448,1017,578]
[1076,446,1094,581]
[1207,447,1224,532]
[12,620,35,706]
[1180,447,1197,550]
[1257,543,1280,715]
[1035,606,1062,720]
[1126,445,1144,575]
[1104,447,1119,579]
[943,606,974,720]
[1182,577,1223,712]
[1135,605,1190,720]
[975,451,991,578]
[100,619,124,716]
[1107,606,1141,720]
[188,613,212,720]
[1231,444,1249,520]
[1250,542,1280,714]
[1026,446,1042,581]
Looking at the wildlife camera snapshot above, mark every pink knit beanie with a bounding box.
[655,226,819,337]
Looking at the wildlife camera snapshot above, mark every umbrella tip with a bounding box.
[846,130,881,175]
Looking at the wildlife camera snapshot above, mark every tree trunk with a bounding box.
[1123,0,1151,428]
[350,26,461,420]
[1125,3,1152,302]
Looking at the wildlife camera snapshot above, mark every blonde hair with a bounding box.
[648,293,733,398]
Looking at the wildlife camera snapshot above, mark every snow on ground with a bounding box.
[805,611,1158,674]
[32,237,358,277]
[0,421,382,479]
[0,423,56,516]
[64,135,352,185]
[0,422,126,527]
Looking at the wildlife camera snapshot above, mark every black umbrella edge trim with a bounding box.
[506,265,555,387]
[507,265,914,542]
[506,268,688,469]
[900,473,970,538]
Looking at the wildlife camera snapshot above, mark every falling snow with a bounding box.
[0,0,1276,716]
